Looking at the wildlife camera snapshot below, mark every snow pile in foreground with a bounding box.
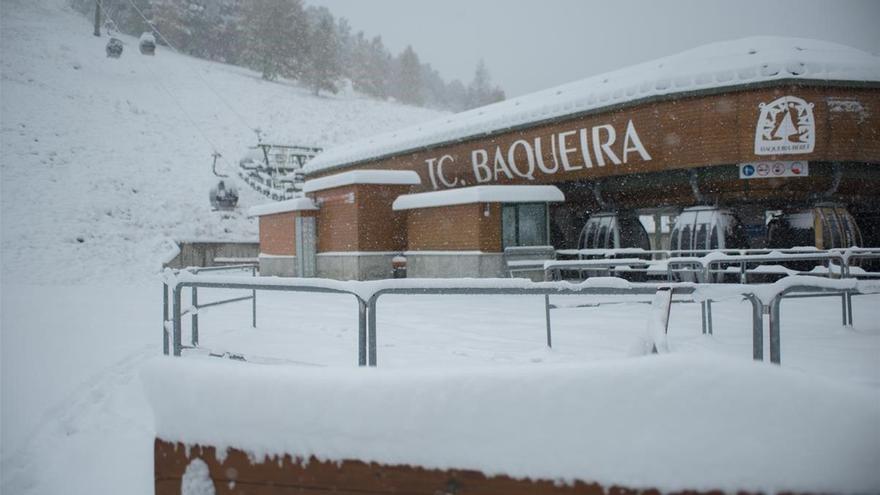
[143,354,880,493]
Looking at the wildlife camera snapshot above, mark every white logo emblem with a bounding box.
[754,96,815,155]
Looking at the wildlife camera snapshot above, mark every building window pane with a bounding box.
[502,203,548,248]
[517,204,547,246]
[502,205,517,248]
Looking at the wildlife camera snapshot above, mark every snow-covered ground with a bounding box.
[0,0,442,284]
[1,0,879,494]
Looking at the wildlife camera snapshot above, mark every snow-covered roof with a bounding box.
[305,36,880,175]
[393,185,564,210]
[247,197,318,217]
[302,169,421,193]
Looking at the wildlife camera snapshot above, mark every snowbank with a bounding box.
[305,36,880,174]
[392,185,565,210]
[247,197,318,217]
[301,169,421,193]
[142,354,880,493]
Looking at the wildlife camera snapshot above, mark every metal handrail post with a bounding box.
[706,299,713,335]
[840,293,848,326]
[358,299,368,367]
[544,294,552,348]
[769,296,782,364]
[846,292,853,326]
[251,266,257,328]
[367,299,376,367]
[172,285,183,357]
[700,301,707,335]
[191,286,199,347]
[162,282,169,355]
[745,294,763,361]
[542,269,552,348]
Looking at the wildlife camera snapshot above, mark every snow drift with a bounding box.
[143,354,880,494]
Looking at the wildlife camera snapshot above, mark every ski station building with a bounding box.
[250,37,880,280]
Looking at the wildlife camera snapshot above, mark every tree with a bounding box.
[363,36,392,98]
[303,7,341,95]
[466,59,505,109]
[393,45,422,105]
[151,0,207,52]
[68,0,506,111]
[200,0,245,63]
[240,0,308,81]
[444,79,469,112]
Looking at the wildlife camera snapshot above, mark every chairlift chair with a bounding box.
[139,32,156,55]
[209,152,238,211]
[105,38,123,58]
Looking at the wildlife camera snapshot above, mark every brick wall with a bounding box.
[313,184,412,252]
[406,203,502,252]
[259,212,296,255]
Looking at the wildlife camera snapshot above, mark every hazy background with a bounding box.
[311,0,880,97]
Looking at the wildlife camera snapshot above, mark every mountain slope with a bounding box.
[0,0,443,284]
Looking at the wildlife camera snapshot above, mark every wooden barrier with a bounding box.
[156,439,733,495]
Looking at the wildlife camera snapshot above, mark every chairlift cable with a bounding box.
[119,0,260,136]
[95,0,233,171]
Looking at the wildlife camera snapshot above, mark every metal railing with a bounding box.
[362,283,706,367]
[163,268,878,368]
[162,264,258,356]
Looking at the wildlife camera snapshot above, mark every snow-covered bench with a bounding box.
[504,245,556,279]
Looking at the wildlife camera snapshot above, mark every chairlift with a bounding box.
[139,32,156,55]
[106,38,123,58]
[209,152,238,211]
[578,212,651,251]
[767,204,862,251]
[237,142,322,200]
[669,206,748,254]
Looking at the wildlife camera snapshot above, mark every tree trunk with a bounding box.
[93,0,101,37]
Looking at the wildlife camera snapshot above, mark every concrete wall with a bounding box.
[164,241,259,269]
[316,253,399,280]
[259,255,297,277]
[406,253,504,278]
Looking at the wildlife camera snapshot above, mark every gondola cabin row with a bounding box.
[250,37,880,280]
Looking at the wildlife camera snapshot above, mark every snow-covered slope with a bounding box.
[0,0,443,284]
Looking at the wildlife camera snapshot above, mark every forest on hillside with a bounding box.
[72,0,506,111]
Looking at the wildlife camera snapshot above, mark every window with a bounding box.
[826,210,842,248]
[502,203,549,247]
[680,225,692,251]
[597,225,609,248]
[709,226,719,250]
[695,224,708,250]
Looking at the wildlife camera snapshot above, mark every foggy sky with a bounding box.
[309,0,880,97]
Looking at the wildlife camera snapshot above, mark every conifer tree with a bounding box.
[394,45,422,105]
[303,7,341,95]
[241,0,308,81]
[466,59,505,109]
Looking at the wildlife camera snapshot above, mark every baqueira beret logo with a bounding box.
[754,95,815,155]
